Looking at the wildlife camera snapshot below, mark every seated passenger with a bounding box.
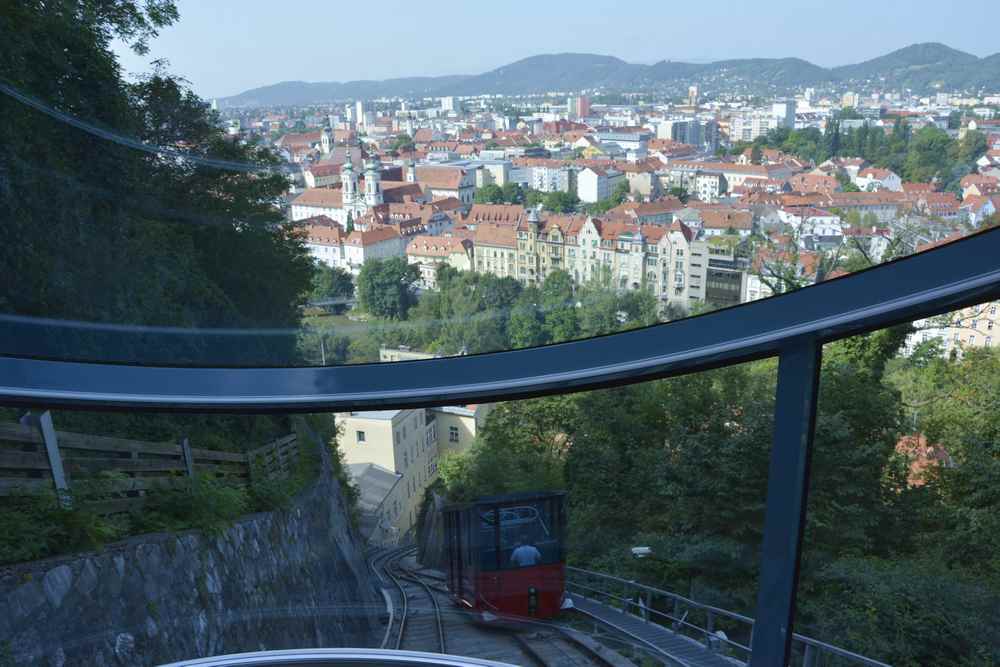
[509,534,542,567]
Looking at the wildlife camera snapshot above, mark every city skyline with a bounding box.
[112,0,996,98]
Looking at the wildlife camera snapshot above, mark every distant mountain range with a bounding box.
[218,43,1000,108]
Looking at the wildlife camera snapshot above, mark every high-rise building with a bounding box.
[355,100,368,128]
[772,100,796,129]
[730,111,779,142]
[441,96,456,112]
[688,85,699,107]
[842,92,860,109]
[657,117,719,152]
[567,95,591,119]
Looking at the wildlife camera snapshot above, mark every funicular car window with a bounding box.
[476,499,560,571]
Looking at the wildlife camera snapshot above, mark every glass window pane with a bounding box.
[794,323,1000,665]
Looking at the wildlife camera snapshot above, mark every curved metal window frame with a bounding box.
[4,227,1000,667]
[1,227,999,412]
[159,649,515,666]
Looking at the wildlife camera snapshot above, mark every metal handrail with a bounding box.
[569,566,754,623]
[567,567,892,667]
[571,578,754,656]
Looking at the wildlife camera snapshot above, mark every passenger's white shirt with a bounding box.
[510,544,542,567]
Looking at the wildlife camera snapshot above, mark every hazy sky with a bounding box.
[113,0,995,99]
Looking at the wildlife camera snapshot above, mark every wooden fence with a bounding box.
[246,434,300,481]
[0,412,299,514]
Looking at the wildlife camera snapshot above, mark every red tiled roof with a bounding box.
[293,188,343,208]
[406,235,471,258]
[415,166,466,190]
[789,173,839,193]
[346,226,400,247]
[299,216,344,245]
[701,209,752,230]
[472,223,517,249]
[306,163,342,178]
[465,204,526,226]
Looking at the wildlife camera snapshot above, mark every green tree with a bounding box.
[474,183,504,204]
[501,182,525,205]
[310,263,354,302]
[0,1,313,366]
[525,188,545,208]
[668,186,690,203]
[542,191,580,213]
[389,133,415,153]
[508,288,546,349]
[540,270,579,342]
[904,127,953,183]
[439,396,571,503]
[345,211,355,233]
[356,257,419,319]
[750,143,764,165]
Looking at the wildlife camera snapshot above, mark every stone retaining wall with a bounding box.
[0,469,380,666]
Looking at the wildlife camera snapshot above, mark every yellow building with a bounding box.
[910,300,1000,356]
[336,403,492,544]
[433,404,492,458]
[337,409,438,542]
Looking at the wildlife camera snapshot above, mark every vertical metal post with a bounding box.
[803,643,817,667]
[31,411,71,508]
[180,437,195,478]
[749,337,821,667]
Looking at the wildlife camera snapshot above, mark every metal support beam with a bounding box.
[749,337,822,667]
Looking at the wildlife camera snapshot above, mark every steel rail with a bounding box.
[381,546,420,651]
[1,228,999,412]
[397,570,446,655]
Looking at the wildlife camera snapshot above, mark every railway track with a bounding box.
[370,545,623,667]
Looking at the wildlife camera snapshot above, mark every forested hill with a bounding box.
[219,43,1000,107]
[833,43,1000,91]
[220,75,474,108]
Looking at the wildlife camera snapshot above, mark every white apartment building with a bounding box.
[530,164,575,193]
[301,216,349,271]
[343,227,406,276]
[729,111,781,142]
[405,236,474,289]
[778,207,844,237]
[577,167,625,203]
[854,168,903,193]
